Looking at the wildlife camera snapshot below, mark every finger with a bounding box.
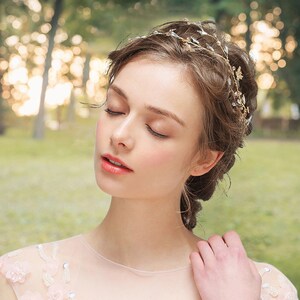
[223,231,247,255]
[207,234,228,257]
[248,259,260,276]
[190,252,204,286]
[248,259,263,286]
[190,251,204,271]
[196,240,216,266]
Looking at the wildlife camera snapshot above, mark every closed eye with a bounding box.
[104,108,124,116]
[146,125,168,139]
[105,108,168,139]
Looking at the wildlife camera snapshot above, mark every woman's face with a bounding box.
[94,56,204,201]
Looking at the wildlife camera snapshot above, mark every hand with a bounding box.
[190,231,261,300]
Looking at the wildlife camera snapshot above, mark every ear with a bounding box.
[190,150,224,177]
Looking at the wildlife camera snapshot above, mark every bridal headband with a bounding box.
[131,20,251,124]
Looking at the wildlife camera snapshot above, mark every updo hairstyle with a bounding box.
[107,20,258,230]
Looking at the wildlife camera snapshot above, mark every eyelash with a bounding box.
[104,108,168,139]
[104,108,122,116]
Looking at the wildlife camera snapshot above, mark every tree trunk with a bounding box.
[66,88,76,122]
[244,0,252,53]
[0,4,7,135]
[0,97,6,135]
[82,54,91,89]
[0,63,6,135]
[32,0,63,139]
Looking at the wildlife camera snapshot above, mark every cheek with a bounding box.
[96,119,102,133]
[96,118,108,141]
[140,144,189,173]
[95,119,107,153]
[144,150,171,166]
[95,120,101,144]
[160,143,197,174]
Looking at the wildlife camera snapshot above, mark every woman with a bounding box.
[0,20,298,299]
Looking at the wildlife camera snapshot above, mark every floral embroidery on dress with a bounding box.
[0,249,31,285]
[4,261,30,284]
[19,290,44,300]
[277,273,298,300]
[37,243,59,286]
[44,259,60,277]
[47,282,68,300]
[36,243,76,299]
[259,265,298,300]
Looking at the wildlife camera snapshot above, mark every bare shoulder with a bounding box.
[0,272,17,300]
[253,261,298,300]
[0,246,37,300]
[0,236,81,299]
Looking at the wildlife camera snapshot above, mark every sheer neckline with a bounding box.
[78,234,192,275]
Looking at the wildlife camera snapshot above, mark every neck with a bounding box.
[86,195,200,271]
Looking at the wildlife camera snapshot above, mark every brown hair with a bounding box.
[107,20,257,230]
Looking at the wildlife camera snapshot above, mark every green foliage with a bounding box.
[263,0,300,105]
[0,114,107,249]
[62,0,162,50]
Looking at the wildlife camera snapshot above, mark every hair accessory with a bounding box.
[133,21,250,124]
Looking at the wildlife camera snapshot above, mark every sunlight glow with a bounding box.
[24,0,42,13]
[13,76,42,116]
[3,3,296,123]
[5,49,108,117]
[257,73,274,90]
[13,76,73,116]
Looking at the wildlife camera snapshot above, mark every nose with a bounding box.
[110,118,134,151]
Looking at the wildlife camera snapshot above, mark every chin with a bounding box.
[95,175,131,198]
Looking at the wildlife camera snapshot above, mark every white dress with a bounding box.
[0,235,298,300]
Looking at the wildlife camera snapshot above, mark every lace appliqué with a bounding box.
[260,267,279,298]
[0,249,30,284]
[259,266,298,300]
[37,243,76,300]
[277,273,298,300]
[20,290,44,300]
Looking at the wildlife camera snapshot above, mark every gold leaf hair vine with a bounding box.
[133,21,251,125]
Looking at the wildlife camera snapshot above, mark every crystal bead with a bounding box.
[190,37,199,45]
[68,291,76,299]
[206,43,214,52]
[197,30,208,36]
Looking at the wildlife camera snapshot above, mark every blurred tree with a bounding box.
[0,0,30,134]
[0,0,46,134]
[33,0,63,139]
[212,0,299,112]
[32,0,162,139]
[272,0,300,110]
[2,0,298,137]
[0,4,7,135]
[254,0,300,112]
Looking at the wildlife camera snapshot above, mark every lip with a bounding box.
[101,153,134,174]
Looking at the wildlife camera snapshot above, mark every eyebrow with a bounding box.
[109,84,186,127]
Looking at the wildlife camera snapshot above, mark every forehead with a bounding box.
[112,56,203,128]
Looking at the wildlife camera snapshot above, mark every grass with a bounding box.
[0,114,299,292]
